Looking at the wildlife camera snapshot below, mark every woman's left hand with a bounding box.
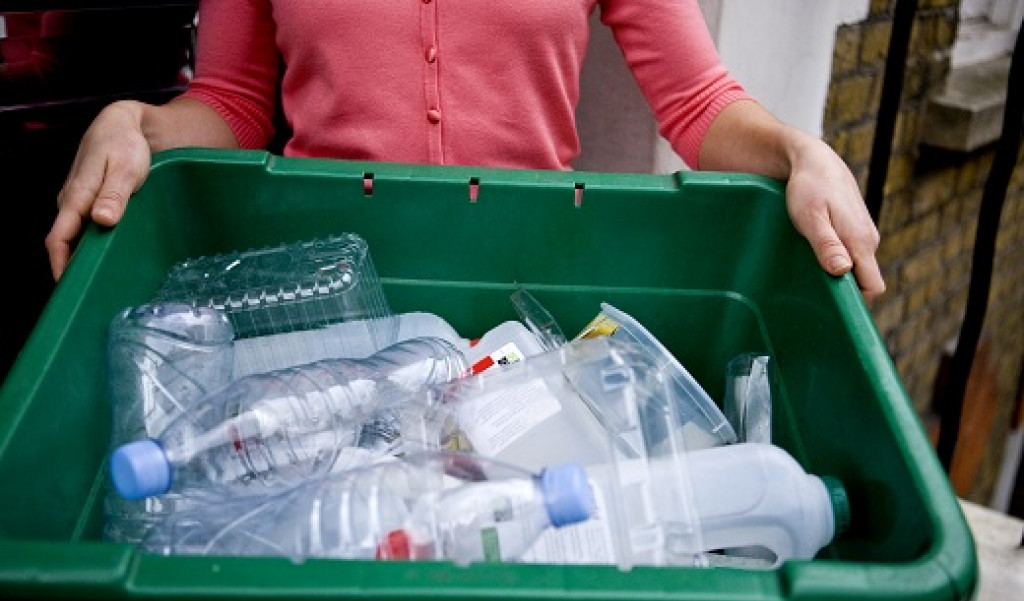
[784,134,885,301]
[699,100,886,301]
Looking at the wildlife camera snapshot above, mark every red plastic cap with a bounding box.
[376,529,412,560]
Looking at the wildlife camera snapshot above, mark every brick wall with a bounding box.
[824,0,1024,504]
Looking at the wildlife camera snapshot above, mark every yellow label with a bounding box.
[573,312,622,341]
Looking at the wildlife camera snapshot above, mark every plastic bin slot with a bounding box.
[575,182,585,207]
[469,177,480,202]
[363,173,374,196]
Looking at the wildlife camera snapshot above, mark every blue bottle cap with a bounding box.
[539,463,596,527]
[110,439,172,501]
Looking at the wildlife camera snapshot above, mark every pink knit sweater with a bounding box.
[181,0,751,170]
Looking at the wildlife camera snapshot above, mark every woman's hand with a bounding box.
[44,98,240,281]
[45,100,151,280]
[699,100,885,301]
[784,134,885,301]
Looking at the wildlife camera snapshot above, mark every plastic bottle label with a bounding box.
[459,378,561,456]
[470,342,526,375]
[521,477,616,564]
[480,526,502,561]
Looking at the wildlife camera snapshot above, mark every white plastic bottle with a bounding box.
[141,450,596,565]
[683,443,848,566]
[546,442,850,569]
[463,320,546,375]
[110,337,468,501]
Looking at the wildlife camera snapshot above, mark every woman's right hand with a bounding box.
[45,100,152,281]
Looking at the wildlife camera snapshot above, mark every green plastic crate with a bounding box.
[0,148,977,601]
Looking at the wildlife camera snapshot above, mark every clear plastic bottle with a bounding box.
[110,337,468,501]
[141,450,596,565]
[231,311,471,377]
[107,303,237,444]
[104,303,236,544]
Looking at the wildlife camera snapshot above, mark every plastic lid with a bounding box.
[539,463,596,527]
[820,475,851,536]
[376,529,412,560]
[110,439,172,501]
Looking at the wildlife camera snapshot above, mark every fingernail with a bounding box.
[828,255,853,273]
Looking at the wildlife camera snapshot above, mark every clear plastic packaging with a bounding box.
[575,302,737,449]
[724,353,772,444]
[464,320,546,375]
[107,303,237,443]
[140,450,596,565]
[509,286,566,351]
[153,233,399,357]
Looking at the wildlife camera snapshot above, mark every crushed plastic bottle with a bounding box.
[141,450,596,565]
[110,337,468,501]
[104,303,236,543]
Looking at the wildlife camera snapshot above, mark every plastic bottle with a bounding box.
[685,443,848,566]
[463,320,546,375]
[110,337,468,501]
[107,303,237,444]
[231,311,471,377]
[540,442,850,569]
[141,451,596,565]
[104,303,236,544]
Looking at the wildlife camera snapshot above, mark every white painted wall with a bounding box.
[574,0,869,174]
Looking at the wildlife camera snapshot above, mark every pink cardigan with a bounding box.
[181,0,751,170]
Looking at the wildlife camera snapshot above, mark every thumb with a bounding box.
[797,214,854,276]
[91,163,145,226]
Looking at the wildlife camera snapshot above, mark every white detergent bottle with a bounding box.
[524,442,849,570]
[663,442,849,567]
[679,440,847,565]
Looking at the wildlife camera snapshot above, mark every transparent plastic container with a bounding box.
[153,233,399,357]
[724,353,772,444]
[576,302,737,449]
[140,450,595,565]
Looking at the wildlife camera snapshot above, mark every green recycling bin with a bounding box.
[0,148,977,601]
